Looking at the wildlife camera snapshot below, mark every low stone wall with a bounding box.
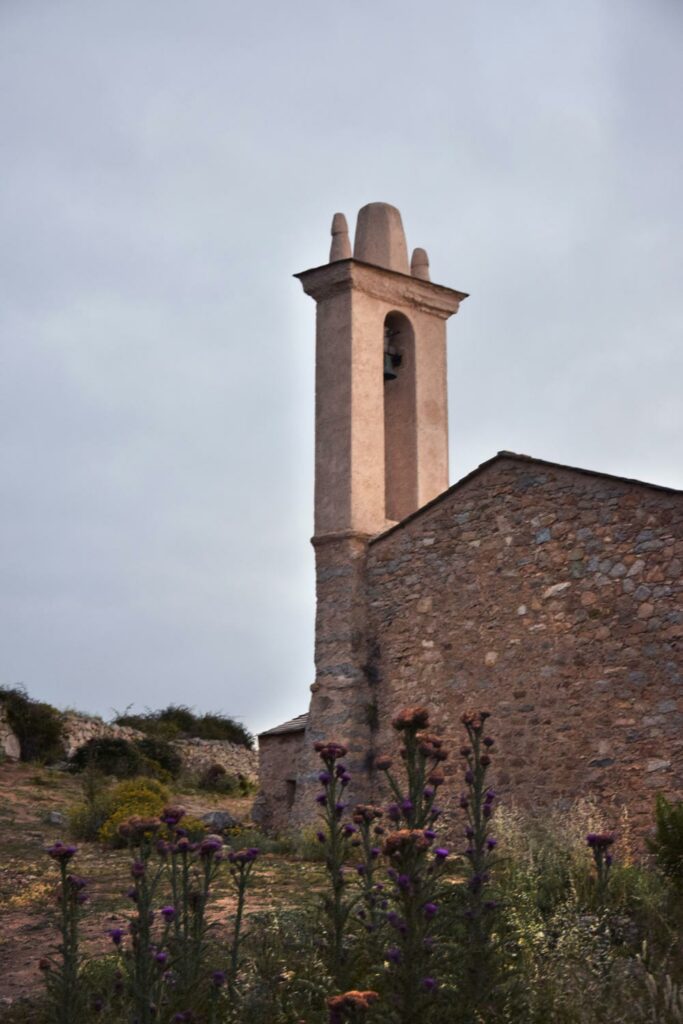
[173,738,258,782]
[62,713,144,759]
[0,705,21,760]
[0,707,258,782]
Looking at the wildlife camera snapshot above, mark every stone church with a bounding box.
[254,202,683,838]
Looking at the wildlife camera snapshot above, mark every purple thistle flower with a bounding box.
[343,823,357,837]
[315,793,327,805]
[316,831,326,844]
[47,842,77,862]
[484,788,496,804]
[487,837,497,850]
[212,970,227,988]
[130,861,145,879]
[318,771,331,785]
[397,873,411,890]
[483,736,494,747]
[387,803,401,822]
[401,798,414,814]
[423,785,435,799]
[154,951,169,965]
[464,769,474,784]
[421,977,437,992]
[108,927,124,946]
[160,905,176,922]
[423,828,437,841]
[483,804,492,819]
[423,901,438,918]
[434,847,449,860]
[356,864,366,875]
[386,946,402,964]
[370,846,380,858]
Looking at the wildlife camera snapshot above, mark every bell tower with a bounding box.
[292,203,467,818]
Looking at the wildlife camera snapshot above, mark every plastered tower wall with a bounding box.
[366,454,683,839]
[287,204,466,823]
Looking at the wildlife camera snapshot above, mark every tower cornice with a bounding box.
[295,258,468,320]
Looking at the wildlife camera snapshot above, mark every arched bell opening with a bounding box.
[383,311,417,522]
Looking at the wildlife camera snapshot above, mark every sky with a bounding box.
[1,0,682,737]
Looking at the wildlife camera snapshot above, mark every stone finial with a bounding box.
[329,212,352,262]
[411,247,430,281]
[353,202,409,274]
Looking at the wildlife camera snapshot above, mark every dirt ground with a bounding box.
[0,762,323,1011]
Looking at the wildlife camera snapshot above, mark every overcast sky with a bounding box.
[1,0,681,737]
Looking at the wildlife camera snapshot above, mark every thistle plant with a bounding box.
[42,842,87,1024]
[350,804,385,934]
[315,740,356,984]
[227,845,260,995]
[458,710,499,1020]
[375,707,451,1022]
[327,988,379,1023]
[118,816,169,1024]
[586,831,616,905]
[162,806,227,1000]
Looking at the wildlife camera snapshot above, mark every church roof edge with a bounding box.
[370,451,683,545]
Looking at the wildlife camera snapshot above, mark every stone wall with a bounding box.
[365,455,683,838]
[173,738,258,781]
[0,707,258,781]
[62,713,144,758]
[254,729,306,831]
[0,705,21,760]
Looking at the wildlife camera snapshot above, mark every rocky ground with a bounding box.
[0,761,323,1011]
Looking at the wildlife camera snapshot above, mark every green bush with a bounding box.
[97,777,170,846]
[68,737,145,778]
[0,685,64,763]
[114,703,254,748]
[135,736,182,778]
[68,736,181,780]
[648,794,683,886]
[196,762,254,795]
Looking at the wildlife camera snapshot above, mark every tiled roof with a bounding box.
[258,712,308,738]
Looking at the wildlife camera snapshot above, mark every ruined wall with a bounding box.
[253,729,306,832]
[62,713,144,758]
[173,738,258,781]
[0,708,257,780]
[366,455,683,837]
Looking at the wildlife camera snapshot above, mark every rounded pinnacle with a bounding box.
[329,213,351,262]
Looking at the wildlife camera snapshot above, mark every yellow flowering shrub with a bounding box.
[98,777,170,846]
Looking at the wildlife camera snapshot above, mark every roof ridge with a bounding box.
[370,451,683,543]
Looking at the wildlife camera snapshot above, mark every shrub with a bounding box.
[114,703,254,748]
[197,762,253,795]
[135,736,182,778]
[649,794,683,887]
[0,685,64,763]
[68,737,144,778]
[68,736,180,780]
[97,778,170,846]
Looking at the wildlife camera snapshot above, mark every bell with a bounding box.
[383,351,398,381]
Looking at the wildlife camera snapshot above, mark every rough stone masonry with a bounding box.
[255,203,682,837]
